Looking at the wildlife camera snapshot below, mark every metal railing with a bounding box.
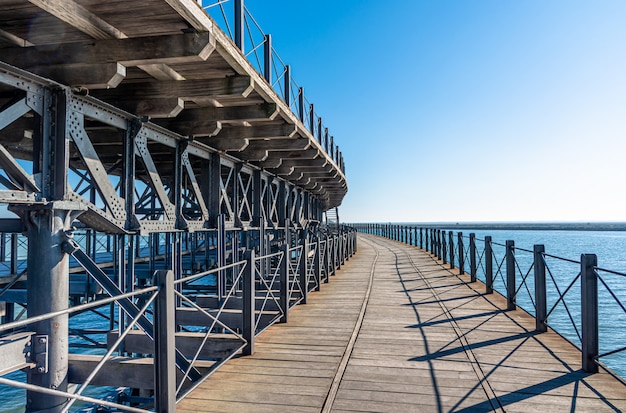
[354,223,626,378]
[201,0,345,172]
[0,222,357,411]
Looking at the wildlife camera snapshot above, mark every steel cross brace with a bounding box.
[61,239,202,382]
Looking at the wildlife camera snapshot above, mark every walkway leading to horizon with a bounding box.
[177,234,626,413]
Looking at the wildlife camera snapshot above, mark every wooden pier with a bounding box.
[178,233,626,413]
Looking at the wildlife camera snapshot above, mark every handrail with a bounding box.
[202,0,344,172]
[353,223,626,378]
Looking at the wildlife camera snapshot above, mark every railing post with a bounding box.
[300,235,308,304]
[470,233,477,282]
[438,230,443,259]
[419,227,423,249]
[437,230,448,264]
[154,270,176,413]
[298,87,304,122]
[506,240,516,311]
[534,245,547,333]
[242,249,255,355]
[458,232,464,275]
[263,34,272,83]
[324,233,330,283]
[449,231,454,269]
[279,220,290,323]
[315,235,322,291]
[284,65,291,105]
[234,0,244,52]
[485,236,493,294]
[217,214,226,300]
[581,253,598,373]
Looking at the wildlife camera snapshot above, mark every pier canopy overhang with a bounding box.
[0,0,347,212]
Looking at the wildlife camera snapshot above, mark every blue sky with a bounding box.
[214,0,626,223]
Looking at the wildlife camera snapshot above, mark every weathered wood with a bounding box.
[92,76,253,102]
[106,330,244,360]
[22,62,126,89]
[2,32,215,68]
[67,354,212,389]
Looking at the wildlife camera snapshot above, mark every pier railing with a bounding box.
[0,223,356,411]
[354,223,626,378]
[202,0,344,172]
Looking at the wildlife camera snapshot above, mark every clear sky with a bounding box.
[211,0,626,223]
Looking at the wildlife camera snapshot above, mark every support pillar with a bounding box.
[21,206,82,413]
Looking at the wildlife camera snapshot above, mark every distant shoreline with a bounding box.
[370,222,626,231]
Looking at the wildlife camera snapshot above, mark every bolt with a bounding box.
[38,337,46,344]
[37,367,45,373]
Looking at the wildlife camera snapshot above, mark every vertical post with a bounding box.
[298,87,304,122]
[0,233,5,262]
[300,233,308,304]
[242,250,255,355]
[309,104,315,133]
[279,219,290,323]
[534,245,547,333]
[437,230,448,264]
[506,240,516,311]
[284,65,291,105]
[315,235,321,291]
[485,236,493,294]
[263,34,272,83]
[419,227,423,249]
[153,270,175,413]
[25,209,74,412]
[581,254,598,373]
[234,0,244,52]
[10,233,18,275]
[470,233,477,282]
[448,231,454,269]
[458,232,464,275]
[217,214,226,300]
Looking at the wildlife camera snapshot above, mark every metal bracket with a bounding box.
[31,334,48,374]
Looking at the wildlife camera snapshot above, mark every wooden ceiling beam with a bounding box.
[1,32,215,68]
[93,76,253,102]
[28,0,127,40]
[24,62,126,89]
[214,123,297,140]
[154,103,278,136]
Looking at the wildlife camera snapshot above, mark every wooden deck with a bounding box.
[177,234,626,413]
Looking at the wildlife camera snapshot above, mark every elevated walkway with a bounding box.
[178,233,626,412]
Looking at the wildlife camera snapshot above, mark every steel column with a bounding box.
[24,208,76,412]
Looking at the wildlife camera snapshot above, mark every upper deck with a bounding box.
[0,0,346,219]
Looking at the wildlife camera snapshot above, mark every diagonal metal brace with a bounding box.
[61,239,202,381]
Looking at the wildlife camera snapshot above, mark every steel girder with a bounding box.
[0,62,324,234]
